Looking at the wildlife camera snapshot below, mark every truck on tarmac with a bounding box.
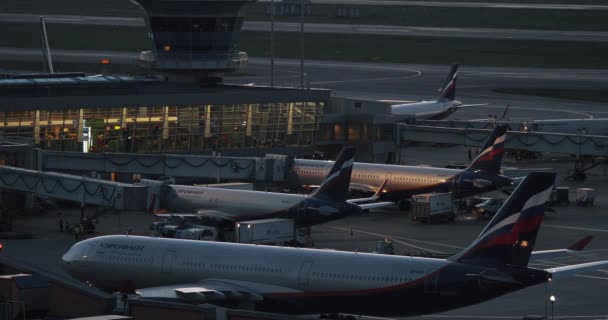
[236,218,296,245]
[411,192,454,223]
[151,215,218,240]
[152,216,304,246]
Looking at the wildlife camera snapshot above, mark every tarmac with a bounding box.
[1,144,607,319]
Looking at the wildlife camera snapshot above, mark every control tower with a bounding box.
[132,0,253,82]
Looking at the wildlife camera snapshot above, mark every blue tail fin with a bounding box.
[438,63,458,101]
[311,147,356,202]
[450,172,556,267]
[466,125,507,175]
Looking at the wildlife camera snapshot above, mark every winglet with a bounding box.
[347,179,388,204]
[568,235,593,251]
[372,179,389,200]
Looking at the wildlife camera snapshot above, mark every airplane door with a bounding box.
[297,261,314,289]
[161,250,176,274]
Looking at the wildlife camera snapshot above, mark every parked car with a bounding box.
[474,197,505,219]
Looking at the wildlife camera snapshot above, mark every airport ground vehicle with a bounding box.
[411,192,454,223]
[576,188,596,206]
[473,197,505,219]
[152,216,305,246]
[150,215,211,239]
[236,218,295,245]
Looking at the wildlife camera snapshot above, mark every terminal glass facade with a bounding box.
[0,102,324,153]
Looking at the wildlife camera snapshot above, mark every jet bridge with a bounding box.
[399,124,608,157]
[0,165,147,210]
[41,151,293,183]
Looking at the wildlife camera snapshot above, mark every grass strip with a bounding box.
[243,4,608,31]
[239,31,608,69]
[0,22,152,52]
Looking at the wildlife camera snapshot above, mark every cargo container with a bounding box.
[411,192,454,223]
[236,218,295,245]
[576,188,596,206]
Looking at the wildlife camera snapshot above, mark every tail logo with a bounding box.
[478,133,506,161]
[450,171,555,267]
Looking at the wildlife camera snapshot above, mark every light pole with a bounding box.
[270,0,275,87]
[300,0,305,89]
[550,295,556,320]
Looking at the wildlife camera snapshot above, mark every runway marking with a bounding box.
[388,235,464,250]
[311,72,421,85]
[576,275,608,281]
[533,260,566,266]
[328,226,447,253]
[359,28,413,33]
[544,224,608,233]
[467,105,595,119]
[378,99,417,103]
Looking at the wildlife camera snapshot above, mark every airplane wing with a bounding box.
[348,183,378,193]
[358,201,395,210]
[348,179,388,204]
[531,236,593,261]
[459,103,489,108]
[546,261,608,281]
[136,278,299,303]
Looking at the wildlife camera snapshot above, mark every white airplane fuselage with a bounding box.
[391,100,461,120]
[166,185,306,218]
[63,235,529,316]
[160,184,362,226]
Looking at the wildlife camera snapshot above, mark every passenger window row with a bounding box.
[203,263,281,273]
[296,169,322,175]
[354,174,379,179]
[311,271,409,283]
[100,254,153,264]
[353,174,442,184]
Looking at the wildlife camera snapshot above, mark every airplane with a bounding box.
[140,147,392,228]
[389,64,486,121]
[293,125,513,205]
[62,172,608,317]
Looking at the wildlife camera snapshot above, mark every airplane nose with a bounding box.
[61,252,74,271]
[61,244,80,273]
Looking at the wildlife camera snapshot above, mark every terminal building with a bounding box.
[0,0,395,162]
[0,76,328,156]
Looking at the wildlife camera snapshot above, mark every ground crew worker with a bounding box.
[73,224,80,241]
